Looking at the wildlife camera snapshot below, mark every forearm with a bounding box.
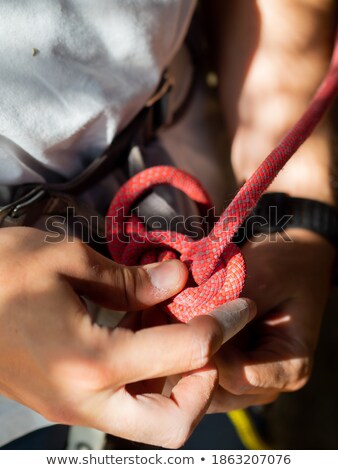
[207,0,337,205]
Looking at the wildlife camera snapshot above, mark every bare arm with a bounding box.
[206,0,337,204]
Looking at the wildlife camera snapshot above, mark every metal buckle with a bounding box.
[0,185,46,222]
[146,70,175,108]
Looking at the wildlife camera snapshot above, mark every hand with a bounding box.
[208,229,335,413]
[0,226,255,448]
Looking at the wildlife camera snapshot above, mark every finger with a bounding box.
[96,298,256,386]
[216,342,311,395]
[207,386,279,414]
[56,240,189,311]
[126,309,170,394]
[215,301,312,395]
[209,298,257,343]
[89,364,218,448]
[242,356,311,393]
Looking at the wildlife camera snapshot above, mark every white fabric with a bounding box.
[0,0,195,184]
[0,0,196,447]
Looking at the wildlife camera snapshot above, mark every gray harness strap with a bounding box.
[0,72,177,232]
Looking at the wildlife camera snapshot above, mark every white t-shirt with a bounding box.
[0,0,195,185]
[0,0,196,446]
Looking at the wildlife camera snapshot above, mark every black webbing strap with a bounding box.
[0,71,177,229]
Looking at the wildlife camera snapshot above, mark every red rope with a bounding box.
[106,34,338,323]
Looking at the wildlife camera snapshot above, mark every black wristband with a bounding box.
[233,192,338,248]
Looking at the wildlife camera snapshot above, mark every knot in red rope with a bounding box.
[106,166,245,322]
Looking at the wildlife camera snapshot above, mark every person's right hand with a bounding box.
[0,226,255,448]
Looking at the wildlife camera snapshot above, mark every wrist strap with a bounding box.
[233,192,338,248]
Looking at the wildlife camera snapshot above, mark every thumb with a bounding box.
[60,242,188,311]
[206,297,257,346]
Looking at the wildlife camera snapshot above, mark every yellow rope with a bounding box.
[227,409,271,450]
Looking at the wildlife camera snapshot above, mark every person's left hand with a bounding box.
[208,228,336,413]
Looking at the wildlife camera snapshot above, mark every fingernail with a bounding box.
[209,298,256,344]
[144,260,185,292]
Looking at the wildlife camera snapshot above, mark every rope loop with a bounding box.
[106,166,245,322]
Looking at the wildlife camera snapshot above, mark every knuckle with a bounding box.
[116,266,137,308]
[227,374,254,395]
[272,358,311,392]
[53,237,91,275]
[285,358,312,391]
[187,328,215,370]
[244,367,266,390]
[113,265,153,309]
[287,377,308,392]
[65,237,88,263]
[40,401,77,425]
[186,315,225,370]
[167,436,187,450]
[164,421,191,449]
[239,357,312,393]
